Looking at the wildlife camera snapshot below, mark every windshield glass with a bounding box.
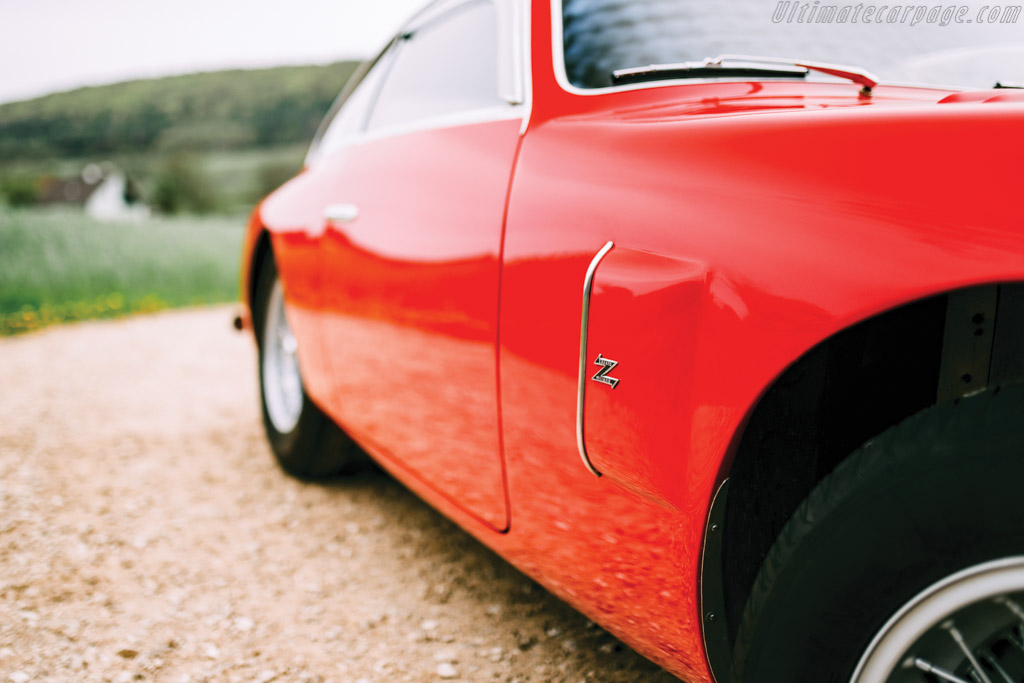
[562,0,1024,89]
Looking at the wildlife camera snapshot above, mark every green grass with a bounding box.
[0,207,244,335]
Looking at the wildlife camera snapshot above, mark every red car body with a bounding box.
[240,2,1024,680]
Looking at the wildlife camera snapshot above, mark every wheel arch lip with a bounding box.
[700,477,732,682]
[714,274,1024,484]
[697,274,1024,532]
[239,201,272,333]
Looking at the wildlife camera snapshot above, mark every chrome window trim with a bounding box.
[404,0,488,33]
[576,240,615,478]
[517,0,533,135]
[369,0,529,132]
[405,0,526,108]
[358,105,525,145]
[305,38,397,166]
[497,0,526,105]
[307,0,531,166]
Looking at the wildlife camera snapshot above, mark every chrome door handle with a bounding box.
[324,203,359,224]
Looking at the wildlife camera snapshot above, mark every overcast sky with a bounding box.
[0,0,428,104]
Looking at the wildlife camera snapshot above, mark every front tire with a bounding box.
[731,385,1024,683]
[253,256,359,479]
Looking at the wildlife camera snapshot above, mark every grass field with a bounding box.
[0,207,244,335]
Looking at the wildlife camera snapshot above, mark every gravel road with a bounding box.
[0,307,677,683]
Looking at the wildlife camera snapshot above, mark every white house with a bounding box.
[39,163,150,221]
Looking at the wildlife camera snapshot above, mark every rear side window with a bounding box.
[307,51,393,163]
[367,1,503,131]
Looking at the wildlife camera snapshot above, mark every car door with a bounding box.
[314,0,525,531]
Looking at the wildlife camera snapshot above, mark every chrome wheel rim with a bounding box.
[261,279,303,434]
[852,557,1024,683]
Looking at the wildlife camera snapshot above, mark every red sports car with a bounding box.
[240,1,1024,680]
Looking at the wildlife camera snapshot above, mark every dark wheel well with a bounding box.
[703,282,1024,679]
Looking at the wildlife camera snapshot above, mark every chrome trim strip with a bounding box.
[518,0,533,136]
[497,0,525,105]
[576,240,614,478]
[355,106,524,146]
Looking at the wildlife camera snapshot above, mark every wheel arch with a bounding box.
[701,280,1024,681]
[247,228,274,332]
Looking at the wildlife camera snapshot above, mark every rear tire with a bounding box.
[253,256,360,479]
[731,385,1024,683]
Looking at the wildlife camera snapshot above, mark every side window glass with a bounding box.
[367,1,502,132]
[308,51,393,163]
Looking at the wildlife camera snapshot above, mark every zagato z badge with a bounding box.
[591,355,620,388]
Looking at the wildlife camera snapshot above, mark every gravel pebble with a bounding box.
[0,307,676,682]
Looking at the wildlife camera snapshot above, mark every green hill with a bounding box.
[0,61,361,159]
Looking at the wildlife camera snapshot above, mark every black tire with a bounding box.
[731,384,1024,683]
[253,256,360,479]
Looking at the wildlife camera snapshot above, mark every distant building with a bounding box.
[38,164,149,220]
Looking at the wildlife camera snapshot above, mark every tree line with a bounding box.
[0,61,360,159]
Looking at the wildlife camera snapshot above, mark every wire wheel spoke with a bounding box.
[851,558,1024,683]
[910,657,973,683]
[262,279,303,434]
[942,621,993,683]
